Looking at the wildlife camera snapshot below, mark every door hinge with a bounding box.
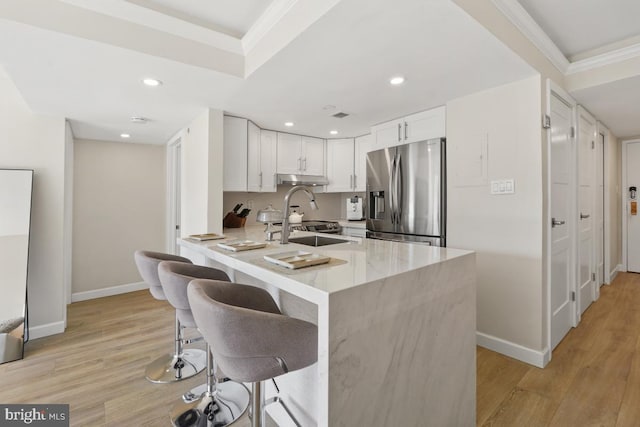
[591,140,595,149]
[542,115,551,129]
[570,127,575,138]
[571,291,576,302]
[592,272,596,281]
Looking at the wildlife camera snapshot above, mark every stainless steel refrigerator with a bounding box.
[366,138,446,246]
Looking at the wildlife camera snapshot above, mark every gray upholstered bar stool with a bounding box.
[188,279,318,427]
[159,261,250,427]
[134,250,206,383]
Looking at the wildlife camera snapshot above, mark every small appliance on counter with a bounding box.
[346,196,364,220]
[256,204,284,241]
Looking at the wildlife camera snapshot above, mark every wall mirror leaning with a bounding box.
[0,169,33,364]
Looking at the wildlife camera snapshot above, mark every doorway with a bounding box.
[623,140,640,272]
[167,137,182,254]
[549,87,576,350]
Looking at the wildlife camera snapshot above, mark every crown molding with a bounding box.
[491,0,569,74]
[242,0,298,54]
[567,43,640,74]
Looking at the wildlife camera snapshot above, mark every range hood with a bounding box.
[277,174,329,186]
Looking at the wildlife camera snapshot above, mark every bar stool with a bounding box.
[159,261,250,427]
[134,250,206,383]
[188,279,318,427]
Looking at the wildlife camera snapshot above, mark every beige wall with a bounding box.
[72,139,166,293]
[447,75,544,351]
[0,68,68,335]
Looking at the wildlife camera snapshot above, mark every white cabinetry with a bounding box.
[277,133,325,175]
[326,135,373,193]
[247,125,277,192]
[371,106,445,150]
[354,134,372,192]
[327,138,355,192]
[223,116,247,192]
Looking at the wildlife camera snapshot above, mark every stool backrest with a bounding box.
[134,250,191,288]
[158,261,230,311]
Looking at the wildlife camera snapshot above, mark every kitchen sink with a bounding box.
[287,235,349,247]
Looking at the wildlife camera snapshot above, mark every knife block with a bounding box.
[223,212,246,228]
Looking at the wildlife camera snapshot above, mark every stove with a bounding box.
[289,220,342,234]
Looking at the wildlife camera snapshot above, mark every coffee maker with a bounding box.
[346,196,364,220]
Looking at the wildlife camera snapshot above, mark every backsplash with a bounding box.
[223,188,364,226]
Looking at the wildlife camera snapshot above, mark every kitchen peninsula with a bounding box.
[179,227,476,426]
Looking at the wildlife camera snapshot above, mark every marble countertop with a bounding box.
[179,226,472,303]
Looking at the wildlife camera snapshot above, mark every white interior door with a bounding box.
[577,107,596,315]
[596,132,605,288]
[626,142,640,272]
[550,92,575,349]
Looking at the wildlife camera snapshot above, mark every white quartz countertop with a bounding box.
[179,226,472,303]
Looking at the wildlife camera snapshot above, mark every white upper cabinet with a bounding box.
[354,134,373,192]
[302,136,325,176]
[276,133,303,174]
[259,129,277,192]
[246,123,277,193]
[326,138,355,192]
[277,133,325,175]
[223,116,248,192]
[371,106,445,150]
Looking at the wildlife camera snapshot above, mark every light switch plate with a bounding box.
[490,179,515,195]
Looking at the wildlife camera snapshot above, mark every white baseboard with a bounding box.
[609,265,620,283]
[71,281,148,303]
[477,331,549,368]
[28,321,65,340]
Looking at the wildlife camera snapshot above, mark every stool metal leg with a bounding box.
[145,313,207,383]
[250,381,265,427]
[170,345,249,427]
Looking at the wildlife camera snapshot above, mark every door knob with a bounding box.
[552,218,565,228]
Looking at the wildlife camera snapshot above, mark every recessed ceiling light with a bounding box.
[142,78,162,87]
[389,76,405,85]
[284,122,294,127]
[330,130,339,135]
[120,133,131,139]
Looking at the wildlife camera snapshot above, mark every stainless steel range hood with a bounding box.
[277,174,329,186]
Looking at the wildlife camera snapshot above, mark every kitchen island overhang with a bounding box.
[178,228,476,426]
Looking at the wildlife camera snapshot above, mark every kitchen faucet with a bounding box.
[281,185,319,244]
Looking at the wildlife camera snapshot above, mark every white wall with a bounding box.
[0,68,67,337]
[72,139,166,295]
[447,76,544,353]
[180,109,224,236]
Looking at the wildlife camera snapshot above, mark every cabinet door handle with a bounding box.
[259,172,262,188]
[397,123,401,142]
[354,174,357,189]
[274,173,277,188]
[552,218,565,227]
[580,213,590,220]
[404,122,408,140]
[350,175,353,188]
[303,158,307,171]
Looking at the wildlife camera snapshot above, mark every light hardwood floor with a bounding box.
[2,273,639,426]
[478,272,640,426]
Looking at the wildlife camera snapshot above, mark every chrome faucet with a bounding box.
[281,185,319,244]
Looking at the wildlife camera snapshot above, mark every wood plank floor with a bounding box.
[2,272,639,426]
[0,290,251,427]
[478,272,640,427]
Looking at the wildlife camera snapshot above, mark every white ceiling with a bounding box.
[0,0,535,144]
[518,0,640,59]
[124,0,274,38]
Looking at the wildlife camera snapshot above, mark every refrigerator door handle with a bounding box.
[389,154,396,224]
[396,153,403,222]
